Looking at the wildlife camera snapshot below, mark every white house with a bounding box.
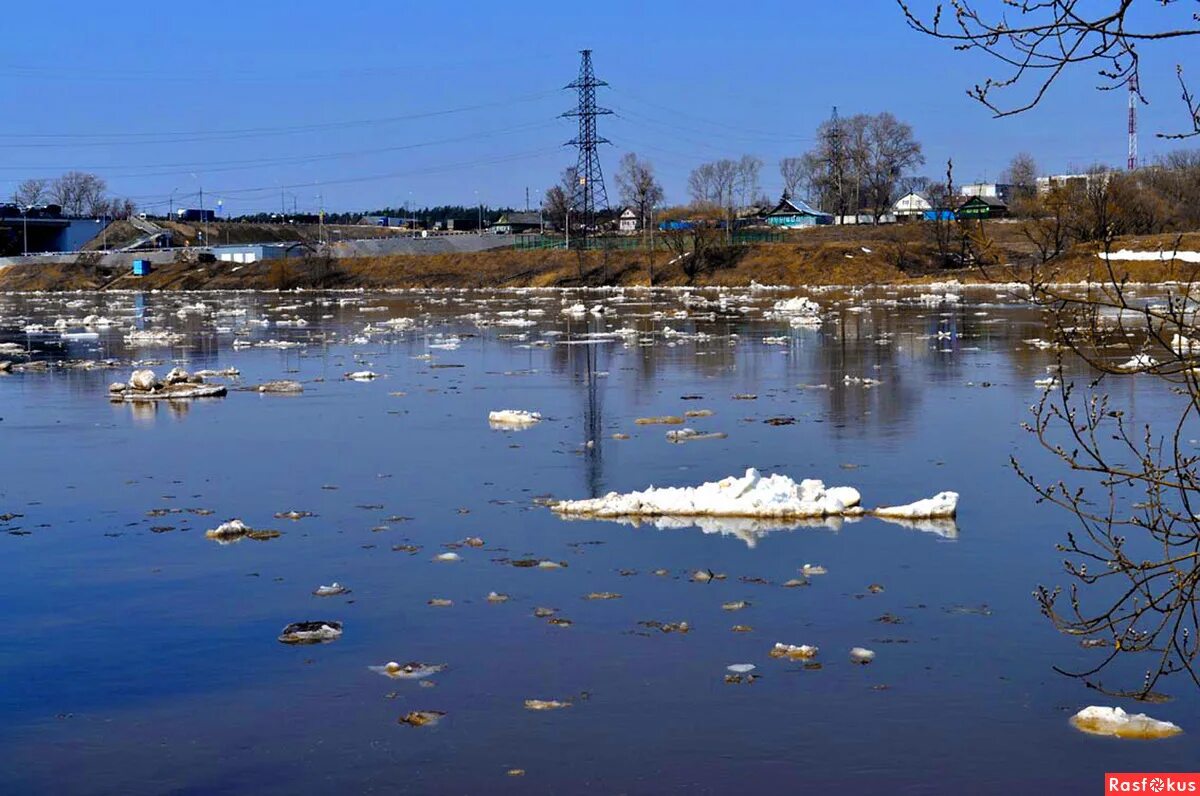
[893,191,932,219]
[617,208,638,233]
[959,182,1014,202]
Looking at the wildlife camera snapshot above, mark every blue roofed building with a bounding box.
[763,193,833,228]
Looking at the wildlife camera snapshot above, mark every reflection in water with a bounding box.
[559,512,957,547]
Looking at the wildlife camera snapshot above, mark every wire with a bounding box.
[0,90,561,147]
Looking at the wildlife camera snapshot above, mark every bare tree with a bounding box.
[614,152,664,235]
[13,178,48,207]
[1009,235,1200,699]
[687,159,737,207]
[542,167,578,233]
[779,157,812,198]
[734,155,762,212]
[862,112,925,221]
[50,172,108,217]
[897,1,1200,139]
[1004,152,1039,194]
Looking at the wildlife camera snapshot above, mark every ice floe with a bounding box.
[488,409,542,427]
[551,468,862,520]
[1069,706,1182,739]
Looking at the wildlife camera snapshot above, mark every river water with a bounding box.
[0,285,1195,794]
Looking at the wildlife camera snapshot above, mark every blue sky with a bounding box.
[0,0,1195,214]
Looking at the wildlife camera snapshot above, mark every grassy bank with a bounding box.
[4,226,1200,291]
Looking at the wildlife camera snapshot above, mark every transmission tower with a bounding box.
[1127,74,1139,171]
[828,106,844,221]
[562,49,612,248]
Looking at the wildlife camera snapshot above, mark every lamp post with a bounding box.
[21,205,28,256]
[565,206,570,250]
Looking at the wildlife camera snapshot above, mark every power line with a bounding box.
[0,90,561,147]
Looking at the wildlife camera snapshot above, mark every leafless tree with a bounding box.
[734,155,763,212]
[862,112,925,221]
[687,159,738,207]
[614,152,664,236]
[1004,152,1039,195]
[13,178,48,207]
[542,167,577,233]
[897,1,1200,139]
[1008,233,1200,699]
[50,172,109,217]
[779,156,813,198]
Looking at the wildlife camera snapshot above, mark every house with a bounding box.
[488,212,543,235]
[893,191,932,220]
[211,243,299,264]
[957,195,1009,219]
[1036,172,1111,195]
[763,193,832,228]
[959,183,1014,203]
[617,208,638,233]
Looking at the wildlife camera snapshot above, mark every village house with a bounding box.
[893,191,932,220]
[487,211,543,235]
[763,192,832,229]
[617,208,638,233]
[957,194,1009,219]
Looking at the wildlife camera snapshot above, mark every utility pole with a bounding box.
[562,49,612,250]
[21,206,28,256]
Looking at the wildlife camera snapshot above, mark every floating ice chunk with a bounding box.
[369,661,446,680]
[206,519,250,538]
[551,468,862,519]
[399,710,445,727]
[277,620,342,645]
[434,552,460,562]
[727,663,756,674]
[525,699,571,711]
[1069,706,1182,739]
[562,303,587,316]
[849,647,876,664]
[1172,334,1200,355]
[488,409,542,427]
[346,370,379,381]
[313,582,348,596]
[769,642,818,660]
[1118,354,1157,371]
[872,492,958,519]
[665,428,727,443]
[129,369,157,391]
[801,564,827,577]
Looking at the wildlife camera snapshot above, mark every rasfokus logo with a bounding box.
[1107,774,1200,793]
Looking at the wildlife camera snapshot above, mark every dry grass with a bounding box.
[4,227,1200,292]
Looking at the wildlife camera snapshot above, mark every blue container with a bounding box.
[132,259,152,276]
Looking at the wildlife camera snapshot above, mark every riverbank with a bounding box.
[2,228,1198,291]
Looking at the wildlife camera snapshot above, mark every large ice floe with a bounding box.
[552,468,863,519]
[1069,706,1182,739]
[550,468,958,541]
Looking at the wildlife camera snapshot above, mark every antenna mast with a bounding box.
[1128,74,1138,171]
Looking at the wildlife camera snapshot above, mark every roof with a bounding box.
[765,194,829,218]
[960,195,1008,208]
[618,207,637,217]
[494,212,542,225]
